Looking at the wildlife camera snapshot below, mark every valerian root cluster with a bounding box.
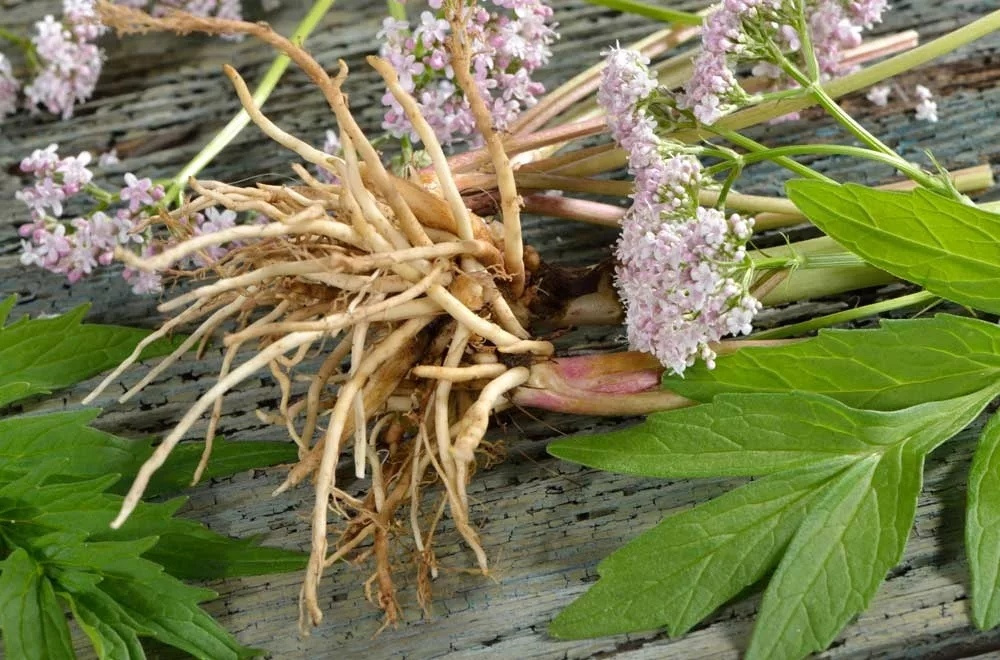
[87,1,599,631]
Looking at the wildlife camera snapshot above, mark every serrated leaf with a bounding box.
[0,548,74,660]
[746,441,923,659]
[1,415,304,658]
[665,314,1000,411]
[134,438,298,499]
[549,461,849,639]
[548,389,995,479]
[785,181,1000,313]
[967,411,1000,630]
[87,497,307,580]
[0,408,297,498]
[63,587,146,659]
[0,298,183,407]
[49,543,259,660]
[550,389,995,650]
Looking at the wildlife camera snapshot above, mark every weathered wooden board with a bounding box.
[3,1,1000,658]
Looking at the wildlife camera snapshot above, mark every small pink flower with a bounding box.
[120,172,160,212]
[378,0,557,146]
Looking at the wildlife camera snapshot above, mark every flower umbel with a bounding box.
[13,143,251,294]
[598,48,760,374]
[378,0,557,146]
[23,0,106,118]
[682,0,891,124]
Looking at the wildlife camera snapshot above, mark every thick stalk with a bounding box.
[753,237,894,306]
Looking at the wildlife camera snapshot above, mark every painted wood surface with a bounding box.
[2,1,1000,657]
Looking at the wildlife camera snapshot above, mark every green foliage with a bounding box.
[548,390,985,478]
[967,411,1000,630]
[550,315,1000,658]
[0,296,183,408]
[785,182,1000,314]
[663,314,1000,411]
[0,300,305,659]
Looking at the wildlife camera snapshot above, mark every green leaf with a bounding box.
[746,441,923,659]
[0,475,260,659]
[550,389,995,650]
[0,548,74,660]
[133,438,298,499]
[49,542,260,660]
[0,408,297,498]
[785,181,1000,314]
[967,411,1000,630]
[548,390,995,479]
[665,314,1000,411]
[87,497,308,580]
[0,296,16,327]
[63,587,147,659]
[0,299,183,407]
[0,414,305,658]
[549,461,850,639]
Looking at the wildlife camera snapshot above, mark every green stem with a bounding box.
[751,290,939,339]
[753,236,895,306]
[84,183,115,205]
[163,0,337,206]
[705,143,934,186]
[581,0,703,25]
[715,129,836,183]
[752,250,869,272]
[387,0,407,21]
[794,0,821,82]
[556,9,1000,180]
[0,26,30,49]
[0,26,39,70]
[778,47,899,161]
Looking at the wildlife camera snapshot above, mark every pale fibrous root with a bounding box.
[93,1,555,633]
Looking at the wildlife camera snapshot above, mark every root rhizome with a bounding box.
[91,1,642,632]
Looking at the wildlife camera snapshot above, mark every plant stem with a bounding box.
[0,26,30,49]
[716,129,835,183]
[752,290,939,339]
[0,26,39,70]
[752,250,869,272]
[163,0,337,206]
[753,236,895,306]
[705,143,935,186]
[556,10,1000,178]
[581,0,703,25]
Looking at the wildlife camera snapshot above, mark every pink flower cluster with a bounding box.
[599,48,760,374]
[378,0,557,146]
[0,0,107,119]
[17,144,253,294]
[17,144,163,291]
[682,0,890,124]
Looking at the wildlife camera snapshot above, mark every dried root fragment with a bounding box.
[94,0,558,633]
